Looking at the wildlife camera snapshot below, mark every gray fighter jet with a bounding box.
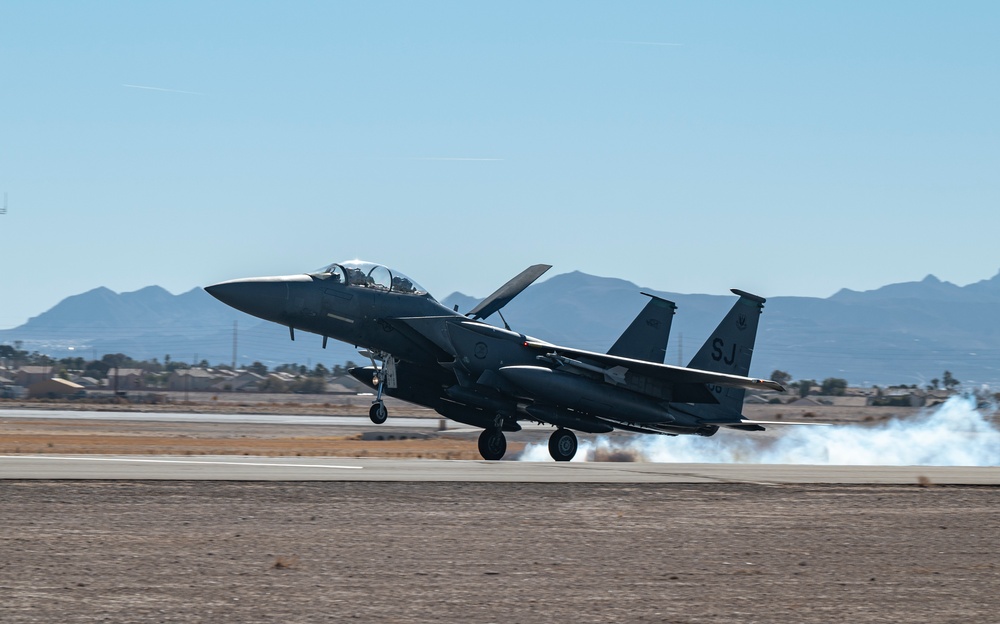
[205,260,784,461]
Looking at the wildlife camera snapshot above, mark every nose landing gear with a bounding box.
[367,351,394,425]
[369,401,388,424]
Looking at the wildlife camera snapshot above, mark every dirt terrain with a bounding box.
[0,396,488,459]
[0,418,517,460]
[1,481,997,623]
[0,394,434,417]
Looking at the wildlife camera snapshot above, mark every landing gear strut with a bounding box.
[548,428,577,462]
[368,352,390,425]
[369,401,388,425]
[478,429,507,461]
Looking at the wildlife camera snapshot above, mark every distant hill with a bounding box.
[3,270,1000,386]
[463,269,1000,386]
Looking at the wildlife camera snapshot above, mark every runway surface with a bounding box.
[0,408,438,428]
[2,454,998,483]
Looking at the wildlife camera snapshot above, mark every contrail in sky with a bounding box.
[606,40,683,47]
[354,157,504,162]
[409,157,503,161]
[122,84,205,95]
[346,156,504,163]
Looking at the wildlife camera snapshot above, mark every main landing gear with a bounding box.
[548,428,577,462]
[478,429,507,461]
[476,427,579,462]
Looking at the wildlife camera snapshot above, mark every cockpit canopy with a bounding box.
[313,260,431,297]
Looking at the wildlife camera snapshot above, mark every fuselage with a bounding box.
[205,260,775,461]
[205,262,462,365]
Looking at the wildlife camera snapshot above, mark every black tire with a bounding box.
[548,428,577,462]
[369,402,388,424]
[477,429,507,461]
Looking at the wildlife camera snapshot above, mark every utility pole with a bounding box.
[232,320,238,370]
[677,334,683,366]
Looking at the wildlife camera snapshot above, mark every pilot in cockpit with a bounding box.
[392,276,414,293]
[346,267,369,286]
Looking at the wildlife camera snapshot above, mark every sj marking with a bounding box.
[711,338,737,366]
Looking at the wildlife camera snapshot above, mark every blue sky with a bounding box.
[2,1,998,328]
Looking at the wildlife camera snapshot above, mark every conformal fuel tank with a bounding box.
[498,365,678,424]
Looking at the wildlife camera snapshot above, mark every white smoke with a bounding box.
[518,395,1000,466]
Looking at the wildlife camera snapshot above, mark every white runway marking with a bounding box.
[8,456,362,470]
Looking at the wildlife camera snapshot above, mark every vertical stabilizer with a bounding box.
[607,293,676,363]
[681,289,766,418]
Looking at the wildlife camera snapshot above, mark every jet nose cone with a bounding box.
[205,276,299,321]
[203,281,235,302]
[204,280,252,302]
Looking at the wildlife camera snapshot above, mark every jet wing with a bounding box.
[523,340,785,393]
[382,316,463,361]
[466,264,552,321]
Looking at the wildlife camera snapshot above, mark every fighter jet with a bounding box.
[205,260,784,461]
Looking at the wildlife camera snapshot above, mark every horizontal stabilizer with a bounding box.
[467,264,551,320]
[524,340,786,393]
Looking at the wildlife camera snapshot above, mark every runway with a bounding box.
[2,454,998,484]
[0,408,438,428]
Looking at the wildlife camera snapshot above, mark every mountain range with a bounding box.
[3,270,1000,386]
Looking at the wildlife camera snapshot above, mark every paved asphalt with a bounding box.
[1,454,998,484]
[3,410,997,484]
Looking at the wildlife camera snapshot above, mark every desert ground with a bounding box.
[2,399,997,622]
[2,480,997,623]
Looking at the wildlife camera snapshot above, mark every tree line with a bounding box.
[769,369,960,398]
[0,344,358,393]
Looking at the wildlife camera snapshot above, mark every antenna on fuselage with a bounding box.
[497,310,511,331]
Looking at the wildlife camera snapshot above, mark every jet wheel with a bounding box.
[369,402,388,425]
[478,429,507,461]
[548,428,577,462]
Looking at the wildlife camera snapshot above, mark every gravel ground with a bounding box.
[1,481,997,623]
